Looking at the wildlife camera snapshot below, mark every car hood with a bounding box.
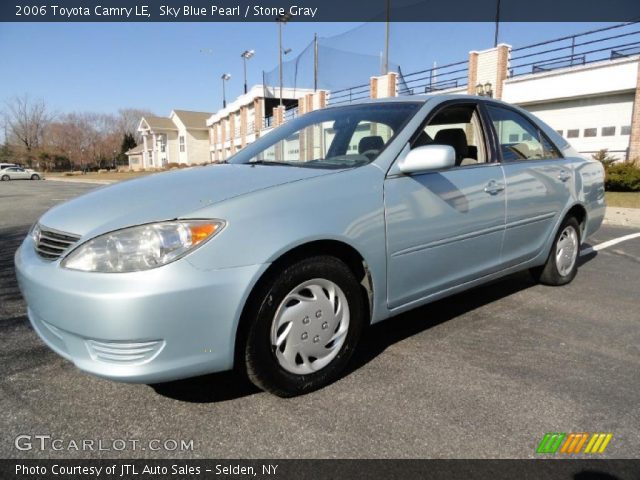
[39,164,337,237]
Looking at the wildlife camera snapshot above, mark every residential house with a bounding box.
[128,110,213,170]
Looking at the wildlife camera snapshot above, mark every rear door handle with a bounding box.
[558,170,571,182]
[484,180,505,195]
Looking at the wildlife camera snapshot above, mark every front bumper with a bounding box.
[15,237,267,384]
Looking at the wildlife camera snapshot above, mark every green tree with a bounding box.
[118,132,137,167]
[0,143,13,163]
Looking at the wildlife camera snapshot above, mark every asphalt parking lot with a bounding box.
[1,180,639,459]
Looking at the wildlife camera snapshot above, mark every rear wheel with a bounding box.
[242,256,365,397]
[530,217,581,286]
[1,175,9,181]
[30,174,40,180]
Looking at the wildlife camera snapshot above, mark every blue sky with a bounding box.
[0,22,615,117]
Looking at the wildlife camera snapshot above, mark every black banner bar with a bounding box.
[2,0,640,22]
[3,459,640,480]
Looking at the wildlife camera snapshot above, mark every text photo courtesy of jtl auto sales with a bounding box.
[1,0,640,479]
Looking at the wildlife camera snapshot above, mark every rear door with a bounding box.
[384,101,506,309]
[484,104,571,267]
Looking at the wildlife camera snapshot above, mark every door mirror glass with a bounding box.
[398,144,456,174]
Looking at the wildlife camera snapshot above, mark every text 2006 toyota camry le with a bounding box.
[15,96,605,396]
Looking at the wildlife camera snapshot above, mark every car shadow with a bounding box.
[0,226,31,309]
[152,249,598,403]
[151,370,260,403]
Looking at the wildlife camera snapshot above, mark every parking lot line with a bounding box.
[581,232,640,256]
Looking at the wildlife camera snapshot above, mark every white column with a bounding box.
[142,135,149,168]
[151,134,157,167]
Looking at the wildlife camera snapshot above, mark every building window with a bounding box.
[583,128,597,137]
[567,129,579,138]
[179,135,185,153]
[508,134,519,142]
[601,126,616,137]
[621,125,631,135]
[556,130,563,136]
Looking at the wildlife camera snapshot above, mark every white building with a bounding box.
[130,110,212,170]
[206,85,317,162]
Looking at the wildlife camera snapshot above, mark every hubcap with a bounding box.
[555,226,579,277]
[270,278,350,375]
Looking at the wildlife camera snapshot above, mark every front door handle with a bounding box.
[558,170,571,182]
[484,180,505,195]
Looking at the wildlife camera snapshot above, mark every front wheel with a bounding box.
[242,256,365,397]
[530,217,581,286]
[1,175,9,181]
[30,174,40,180]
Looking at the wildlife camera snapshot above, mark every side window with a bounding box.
[486,105,561,161]
[411,104,486,167]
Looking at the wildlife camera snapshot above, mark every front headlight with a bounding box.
[61,220,225,273]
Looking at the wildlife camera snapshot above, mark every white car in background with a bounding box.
[0,166,44,181]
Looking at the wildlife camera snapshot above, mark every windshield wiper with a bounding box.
[248,160,299,167]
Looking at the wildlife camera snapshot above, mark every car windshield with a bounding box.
[229,102,421,169]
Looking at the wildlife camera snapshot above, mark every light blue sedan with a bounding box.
[15,95,605,396]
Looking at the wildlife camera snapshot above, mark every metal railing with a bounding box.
[284,105,298,121]
[398,59,469,96]
[510,22,640,78]
[328,82,370,106]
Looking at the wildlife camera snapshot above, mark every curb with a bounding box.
[45,177,115,185]
[603,207,640,229]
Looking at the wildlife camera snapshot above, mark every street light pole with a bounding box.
[221,73,231,108]
[240,49,255,95]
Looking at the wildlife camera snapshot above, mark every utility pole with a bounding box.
[494,0,501,47]
[314,33,318,92]
[383,0,390,74]
[276,13,292,106]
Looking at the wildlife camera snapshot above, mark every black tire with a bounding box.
[1,175,9,181]
[530,216,581,286]
[30,174,40,180]
[242,255,365,397]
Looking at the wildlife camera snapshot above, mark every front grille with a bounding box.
[34,225,81,260]
[86,339,165,365]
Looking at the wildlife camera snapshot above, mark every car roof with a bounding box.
[324,93,518,108]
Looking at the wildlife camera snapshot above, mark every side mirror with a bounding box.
[398,144,456,174]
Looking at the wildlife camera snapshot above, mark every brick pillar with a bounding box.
[628,62,640,162]
[495,44,510,100]
[273,106,284,127]
[220,119,226,160]
[370,73,397,99]
[370,77,378,99]
[212,124,219,162]
[240,106,247,148]
[254,98,263,134]
[387,72,397,97]
[469,44,511,99]
[298,98,307,161]
[467,51,479,95]
[315,90,327,109]
[231,115,237,155]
